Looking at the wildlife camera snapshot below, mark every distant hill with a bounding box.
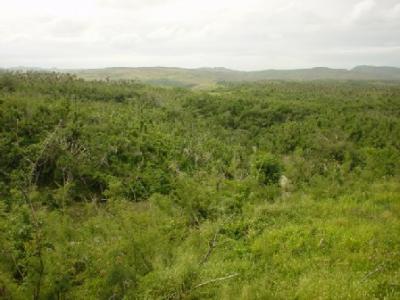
[6,65,400,88]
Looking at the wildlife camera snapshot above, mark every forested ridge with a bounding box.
[67,65,400,89]
[0,72,399,299]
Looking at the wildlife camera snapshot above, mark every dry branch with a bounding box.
[200,231,218,265]
[361,263,385,282]
[194,273,239,289]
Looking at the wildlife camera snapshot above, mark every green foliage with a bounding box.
[251,152,283,185]
[0,72,400,299]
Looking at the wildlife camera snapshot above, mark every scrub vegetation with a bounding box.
[0,72,399,299]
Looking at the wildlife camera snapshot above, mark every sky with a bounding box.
[0,0,399,70]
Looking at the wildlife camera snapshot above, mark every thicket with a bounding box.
[0,72,399,299]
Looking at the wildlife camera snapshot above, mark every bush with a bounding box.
[251,152,283,185]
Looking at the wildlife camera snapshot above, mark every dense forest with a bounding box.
[0,72,399,299]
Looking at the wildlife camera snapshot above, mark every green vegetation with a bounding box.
[0,72,400,299]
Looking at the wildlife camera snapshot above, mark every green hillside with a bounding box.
[0,72,400,299]
[64,66,400,88]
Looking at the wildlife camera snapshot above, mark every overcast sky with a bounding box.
[1,0,399,70]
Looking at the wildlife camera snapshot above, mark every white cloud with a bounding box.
[0,0,399,69]
[96,0,173,10]
[47,19,89,39]
[350,0,376,21]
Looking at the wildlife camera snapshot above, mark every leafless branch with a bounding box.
[361,263,385,282]
[194,273,239,289]
[200,231,218,265]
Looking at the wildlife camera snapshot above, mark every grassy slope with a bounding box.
[25,179,399,299]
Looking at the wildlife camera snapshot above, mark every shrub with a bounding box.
[251,152,283,185]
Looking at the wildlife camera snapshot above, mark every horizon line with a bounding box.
[2,64,400,73]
